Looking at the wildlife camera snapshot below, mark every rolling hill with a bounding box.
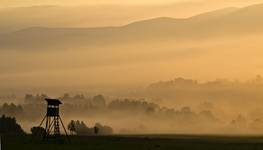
[0,3,228,34]
[0,4,263,50]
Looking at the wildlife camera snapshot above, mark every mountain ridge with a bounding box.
[1,3,263,50]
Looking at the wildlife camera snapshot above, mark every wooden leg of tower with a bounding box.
[47,118,55,136]
[38,115,46,127]
[59,116,70,143]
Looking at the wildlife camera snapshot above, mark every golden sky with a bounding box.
[1,0,263,89]
[1,0,263,7]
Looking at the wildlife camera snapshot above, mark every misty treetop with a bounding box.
[145,76,263,101]
[20,93,218,122]
[67,120,113,136]
[13,93,222,133]
[4,75,263,134]
[0,103,24,118]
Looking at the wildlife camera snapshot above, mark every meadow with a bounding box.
[4,134,263,150]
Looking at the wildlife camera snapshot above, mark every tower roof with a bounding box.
[45,98,62,105]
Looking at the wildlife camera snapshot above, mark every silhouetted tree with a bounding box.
[92,95,106,108]
[0,115,25,135]
[95,123,113,135]
[94,126,99,135]
[67,120,76,135]
[0,103,24,117]
[24,93,47,104]
[68,120,113,135]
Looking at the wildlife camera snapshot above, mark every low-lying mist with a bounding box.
[2,76,263,135]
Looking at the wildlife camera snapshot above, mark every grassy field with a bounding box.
[3,134,263,150]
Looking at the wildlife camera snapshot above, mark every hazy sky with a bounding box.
[1,0,263,90]
[1,0,263,7]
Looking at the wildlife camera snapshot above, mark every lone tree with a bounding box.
[67,120,76,135]
[94,126,99,135]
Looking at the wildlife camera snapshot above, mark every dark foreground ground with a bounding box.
[4,134,263,150]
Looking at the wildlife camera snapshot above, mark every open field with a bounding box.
[4,134,263,150]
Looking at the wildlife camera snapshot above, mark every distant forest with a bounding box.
[0,93,219,133]
[144,76,263,100]
[1,76,263,134]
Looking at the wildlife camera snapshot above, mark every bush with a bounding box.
[31,126,46,137]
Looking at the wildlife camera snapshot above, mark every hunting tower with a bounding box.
[38,98,69,141]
